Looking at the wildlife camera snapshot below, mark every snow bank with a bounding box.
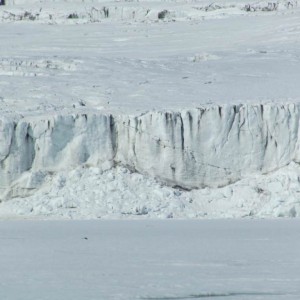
[1,103,300,203]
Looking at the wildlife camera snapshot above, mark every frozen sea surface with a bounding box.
[0,220,300,300]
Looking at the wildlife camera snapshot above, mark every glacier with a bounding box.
[1,103,300,201]
[1,0,300,218]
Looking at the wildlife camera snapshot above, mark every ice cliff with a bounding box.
[1,103,300,200]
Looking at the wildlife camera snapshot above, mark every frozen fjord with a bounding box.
[1,0,300,218]
[0,219,300,300]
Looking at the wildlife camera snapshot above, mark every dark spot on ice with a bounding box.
[141,291,284,299]
[173,185,191,192]
[67,13,79,19]
[82,237,88,240]
[256,187,264,194]
[233,105,237,114]
[170,165,176,175]
[78,99,86,106]
[158,10,169,19]
[218,106,222,118]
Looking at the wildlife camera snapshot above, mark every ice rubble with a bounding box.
[1,160,300,219]
[1,102,300,207]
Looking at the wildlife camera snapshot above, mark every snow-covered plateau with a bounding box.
[1,0,300,219]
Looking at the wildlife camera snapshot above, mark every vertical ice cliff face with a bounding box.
[116,103,300,188]
[31,114,116,171]
[0,103,300,199]
[0,114,116,198]
[0,117,35,189]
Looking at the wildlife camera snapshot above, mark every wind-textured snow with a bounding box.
[1,0,300,219]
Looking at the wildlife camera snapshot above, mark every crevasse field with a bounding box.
[1,1,300,299]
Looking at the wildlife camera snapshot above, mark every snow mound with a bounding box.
[0,57,77,77]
